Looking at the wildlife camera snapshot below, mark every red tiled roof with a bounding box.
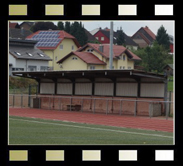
[86,43,141,60]
[9,22,19,28]
[57,51,106,65]
[132,26,156,43]
[58,30,75,39]
[126,49,141,60]
[138,32,151,45]
[143,26,156,40]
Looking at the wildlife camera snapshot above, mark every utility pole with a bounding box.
[109,21,113,69]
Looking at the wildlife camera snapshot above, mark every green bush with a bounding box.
[9,76,37,89]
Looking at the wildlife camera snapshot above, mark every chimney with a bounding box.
[99,44,103,52]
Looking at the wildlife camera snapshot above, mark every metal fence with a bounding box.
[9,94,174,119]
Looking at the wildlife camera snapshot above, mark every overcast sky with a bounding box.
[81,20,174,36]
[12,20,174,37]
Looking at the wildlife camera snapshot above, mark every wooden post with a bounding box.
[72,79,75,95]
[134,100,137,116]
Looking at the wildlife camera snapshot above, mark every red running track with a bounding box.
[9,108,173,132]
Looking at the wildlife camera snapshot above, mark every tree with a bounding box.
[57,22,64,30]
[70,21,88,46]
[70,21,80,36]
[64,22,71,33]
[132,41,173,73]
[116,27,125,46]
[88,40,101,44]
[30,22,58,32]
[156,25,170,50]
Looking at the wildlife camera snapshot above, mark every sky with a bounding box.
[53,20,174,37]
[11,20,174,37]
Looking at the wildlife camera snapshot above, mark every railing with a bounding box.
[9,94,174,119]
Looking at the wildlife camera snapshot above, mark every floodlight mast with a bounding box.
[109,21,113,70]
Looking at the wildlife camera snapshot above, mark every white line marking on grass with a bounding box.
[9,117,173,139]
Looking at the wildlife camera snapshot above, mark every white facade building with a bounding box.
[9,39,52,76]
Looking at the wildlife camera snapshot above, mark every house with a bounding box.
[57,43,141,70]
[169,35,174,54]
[9,28,33,39]
[9,22,20,29]
[90,28,100,35]
[163,64,173,76]
[19,22,35,30]
[131,26,156,48]
[93,28,138,50]
[9,39,52,76]
[26,30,80,71]
[84,29,98,43]
[115,30,139,50]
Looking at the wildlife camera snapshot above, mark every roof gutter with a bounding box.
[131,72,166,79]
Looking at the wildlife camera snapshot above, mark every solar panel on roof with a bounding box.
[30,31,62,48]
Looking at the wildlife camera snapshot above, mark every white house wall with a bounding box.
[9,54,16,67]
[16,59,49,71]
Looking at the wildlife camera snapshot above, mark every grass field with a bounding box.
[168,76,174,91]
[9,116,173,145]
[168,81,173,91]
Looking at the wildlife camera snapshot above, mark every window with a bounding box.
[128,67,131,69]
[27,52,33,56]
[40,66,48,71]
[123,55,126,61]
[14,51,21,56]
[119,66,125,69]
[55,56,57,61]
[12,67,24,71]
[87,48,93,52]
[38,53,44,57]
[72,57,78,60]
[28,66,37,71]
[60,45,63,50]
[90,65,95,70]
[101,37,104,41]
[72,45,74,50]
[96,37,98,40]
